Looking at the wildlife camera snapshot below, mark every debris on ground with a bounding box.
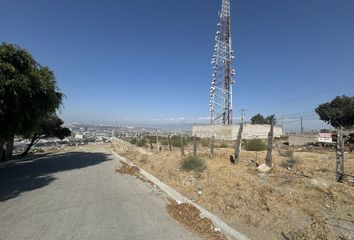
[166,200,227,240]
[306,178,330,193]
[257,163,271,173]
[115,161,140,176]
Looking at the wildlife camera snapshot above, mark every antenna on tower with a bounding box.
[209,0,235,125]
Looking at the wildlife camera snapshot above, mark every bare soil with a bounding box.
[112,140,354,240]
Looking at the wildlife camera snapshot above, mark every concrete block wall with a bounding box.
[288,134,318,146]
[192,124,283,140]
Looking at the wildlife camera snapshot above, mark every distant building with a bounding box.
[74,134,84,139]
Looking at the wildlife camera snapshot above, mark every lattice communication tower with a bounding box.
[209,0,235,125]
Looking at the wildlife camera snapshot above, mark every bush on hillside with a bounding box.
[181,156,206,172]
[244,139,267,151]
[136,138,147,147]
[217,142,228,148]
[281,157,298,169]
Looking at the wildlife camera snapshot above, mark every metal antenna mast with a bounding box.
[209,0,235,125]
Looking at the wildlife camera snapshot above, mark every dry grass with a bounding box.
[116,161,140,176]
[167,200,227,240]
[112,140,354,240]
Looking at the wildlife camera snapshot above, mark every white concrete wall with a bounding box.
[192,124,283,140]
[288,134,318,146]
[193,125,235,140]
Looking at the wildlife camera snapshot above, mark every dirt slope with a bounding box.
[112,140,354,240]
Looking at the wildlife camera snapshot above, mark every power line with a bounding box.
[281,114,318,120]
[282,110,315,117]
[243,83,354,111]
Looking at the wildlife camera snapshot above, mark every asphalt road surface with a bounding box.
[0,144,200,240]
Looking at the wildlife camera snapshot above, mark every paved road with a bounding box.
[0,144,200,240]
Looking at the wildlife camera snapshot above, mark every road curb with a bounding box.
[112,150,249,240]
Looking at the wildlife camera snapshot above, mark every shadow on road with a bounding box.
[0,151,111,202]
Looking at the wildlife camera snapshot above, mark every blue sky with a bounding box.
[1,0,354,130]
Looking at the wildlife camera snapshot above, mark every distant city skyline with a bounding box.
[1,0,353,131]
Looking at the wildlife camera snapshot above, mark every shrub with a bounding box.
[147,136,156,144]
[171,135,189,147]
[279,150,294,158]
[201,139,210,147]
[35,148,45,153]
[181,156,206,172]
[281,157,298,169]
[170,136,181,147]
[183,136,196,145]
[146,135,170,145]
[244,139,267,151]
[136,139,146,147]
[217,142,228,148]
[160,139,169,145]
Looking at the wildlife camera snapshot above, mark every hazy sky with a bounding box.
[1,0,354,131]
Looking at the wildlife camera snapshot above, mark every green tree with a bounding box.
[251,114,267,124]
[22,115,71,156]
[265,114,276,124]
[315,95,354,129]
[0,43,63,160]
[251,114,276,125]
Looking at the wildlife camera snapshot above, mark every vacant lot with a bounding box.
[112,139,354,240]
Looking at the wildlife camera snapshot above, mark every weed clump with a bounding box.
[281,150,298,169]
[201,139,210,147]
[282,157,297,169]
[181,156,206,172]
[217,142,228,148]
[278,149,294,157]
[244,139,267,151]
[116,162,140,175]
[136,138,147,147]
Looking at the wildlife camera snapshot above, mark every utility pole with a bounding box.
[300,117,304,134]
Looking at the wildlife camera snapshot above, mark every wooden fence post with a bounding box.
[149,136,153,150]
[210,136,215,158]
[142,136,146,148]
[180,134,185,156]
[156,129,160,152]
[266,120,274,167]
[168,134,172,151]
[336,130,345,182]
[234,124,244,163]
[193,136,197,157]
